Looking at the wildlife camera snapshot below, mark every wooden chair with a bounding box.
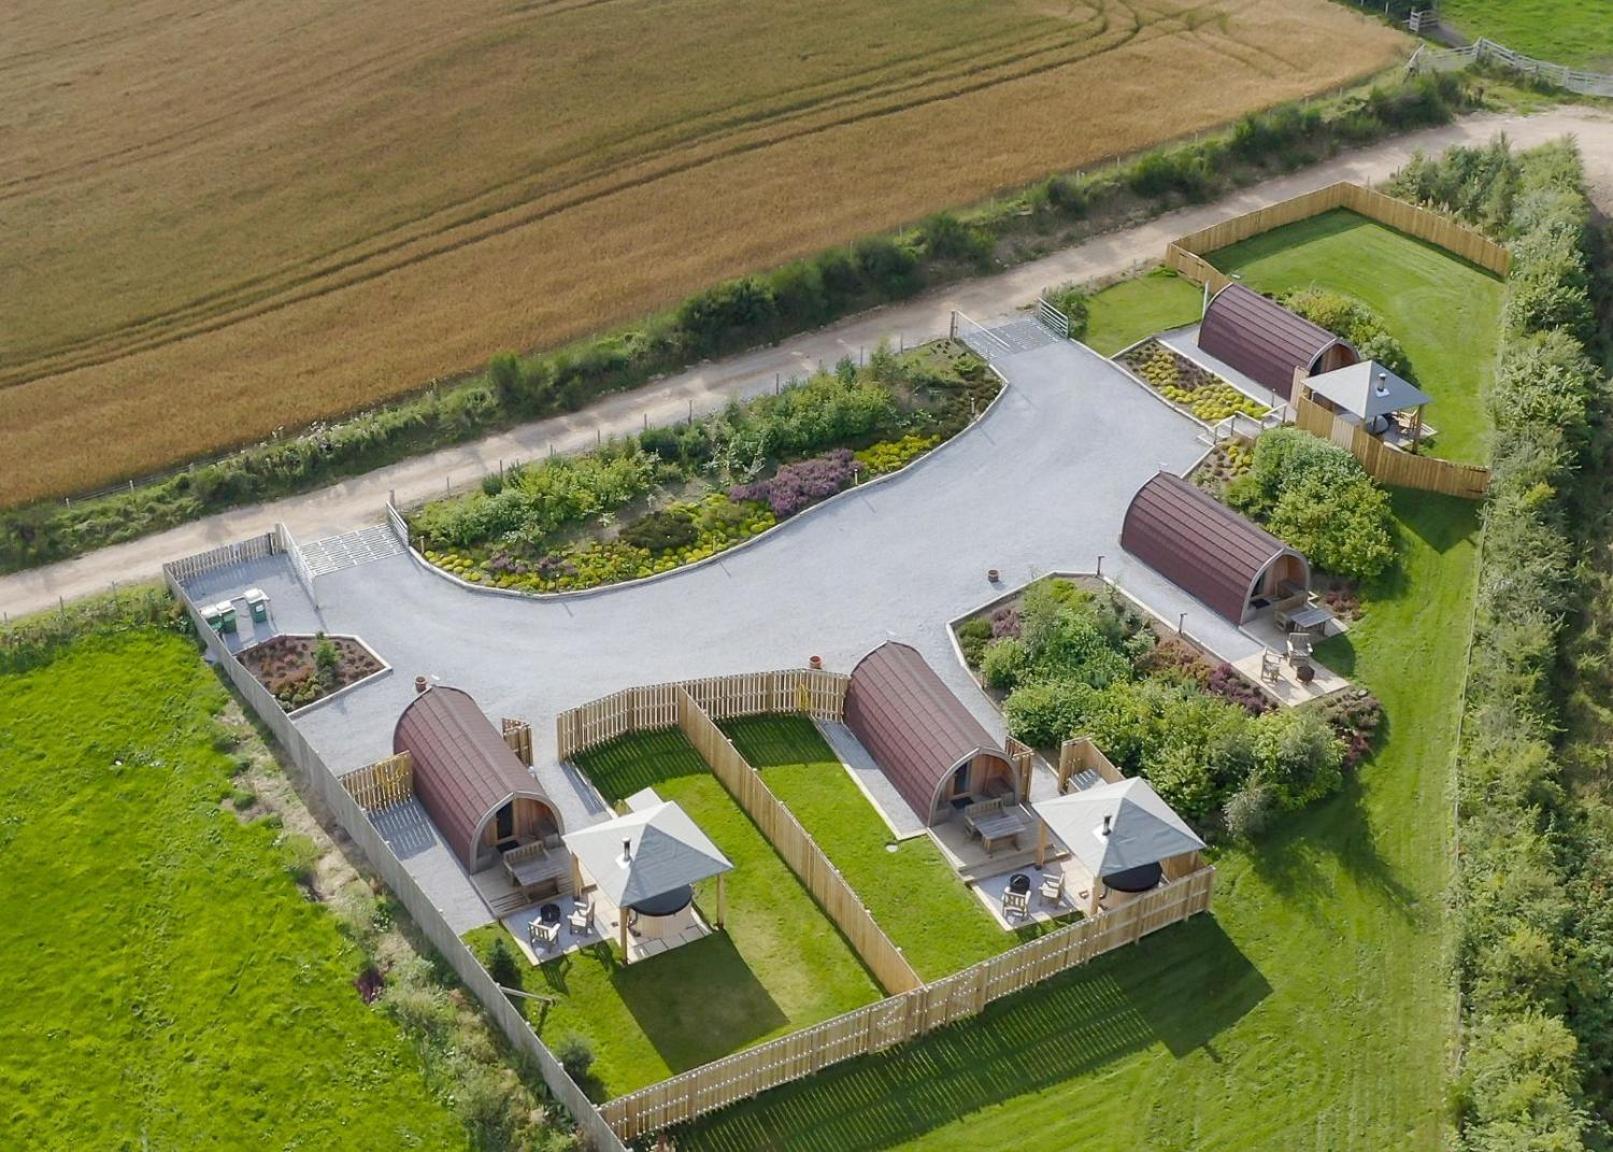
[568,897,594,935]
[1286,631,1313,667]
[1003,889,1030,922]
[528,918,560,952]
[1260,650,1282,684]
[1039,870,1065,907]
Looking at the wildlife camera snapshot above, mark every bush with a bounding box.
[1002,679,1092,748]
[488,352,524,404]
[919,213,991,266]
[852,236,920,297]
[485,935,522,990]
[618,507,698,553]
[1043,282,1090,340]
[1253,707,1343,811]
[553,1033,595,1084]
[729,450,856,519]
[1222,781,1277,841]
[676,277,778,354]
[313,633,339,688]
[981,636,1029,691]
[956,617,994,667]
[1281,288,1412,379]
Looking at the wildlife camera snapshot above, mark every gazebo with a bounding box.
[563,796,733,963]
[1299,360,1433,447]
[1032,778,1205,913]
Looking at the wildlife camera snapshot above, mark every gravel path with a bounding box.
[7,105,1611,619]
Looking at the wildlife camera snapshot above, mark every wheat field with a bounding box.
[0,0,1404,504]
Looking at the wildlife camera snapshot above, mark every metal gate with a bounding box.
[1035,294,1070,339]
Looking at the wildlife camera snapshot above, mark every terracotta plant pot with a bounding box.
[808,655,823,670]
[414,675,429,694]
[987,569,1000,583]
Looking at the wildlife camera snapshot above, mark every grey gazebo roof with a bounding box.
[563,801,733,909]
[1305,360,1431,420]
[1033,778,1205,878]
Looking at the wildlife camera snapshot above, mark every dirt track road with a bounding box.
[4,105,1610,619]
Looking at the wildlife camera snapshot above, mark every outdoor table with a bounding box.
[973,807,1031,855]
[1286,603,1332,633]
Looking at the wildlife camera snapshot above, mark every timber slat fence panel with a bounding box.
[1165,181,1510,284]
[163,532,276,583]
[600,866,1215,1140]
[1057,735,1126,791]
[1293,389,1489,498]
[556,669,849,761]
[162,559,625,1152]
[342,752,414,812]
[502,718,534,765]
[674,688,923,997]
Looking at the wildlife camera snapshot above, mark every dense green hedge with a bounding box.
[0,73,1475,576]
[1408,139,1612,1150]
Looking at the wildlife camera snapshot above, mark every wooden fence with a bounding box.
[502,718,534,766]
[673,689,923,996]
[163,531,277,583]
[601,865,1215,1140]
[342,752,414,812]
[556,668,850,760]
[1164,180,1511,289]
[1057,736,1125,792]
[162,553,627,1152]
[1293,387,1489,498]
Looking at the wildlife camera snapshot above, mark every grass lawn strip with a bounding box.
[1082,268,1206,356]
[1210,208,1505,464]
[722,716,1014,980]
[679,491,1477,1150]
[470,728,882,1100]
[0,632,464,1148]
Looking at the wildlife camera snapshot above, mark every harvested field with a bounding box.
[1,0,1405,504]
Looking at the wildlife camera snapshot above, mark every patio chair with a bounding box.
[1039,870,1065,907]
[1260,650,1281,685]
[568,897,594,935]
[1286,631,1313,667]
[1003,888,1030,923]
[528,919,560,952]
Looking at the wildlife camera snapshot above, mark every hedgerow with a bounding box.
[1418,138,1612,1151]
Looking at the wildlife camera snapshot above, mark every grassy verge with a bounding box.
[678,491,1477,1150]
[723,716,1024,980]
[0,632,466,1148]
[1211,208,1505,463]
[468,728,882,1099]
[1082,268,1206,356]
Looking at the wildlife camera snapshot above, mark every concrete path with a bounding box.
[6,105,1611,619]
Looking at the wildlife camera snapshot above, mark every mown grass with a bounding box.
[679,491,1478,1150]
[1082,267,1207,355]
[469,728,882,1099]
[1438,0,1613,67]
[1211,208,1505,463]
[0,0,1405,503]
[723,716,1023,980]
[0,631,464,1148]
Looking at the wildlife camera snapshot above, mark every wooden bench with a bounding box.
[502,836,571,901]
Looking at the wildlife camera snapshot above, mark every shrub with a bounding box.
[1254,707,1344,811]
[981,637,1029,691]
[919,213,991,266]
[313,633,339,688]
[488,352,524,404]
[619,507,698,554]
[956,617,993,667]
[455,1064,520,1150]
[851,236,920,297]
[1043,282,1090,339]
[729,450,856,519]
[1281,288,1412,379]
[553,1033,595,1084]
[1223,780,1277,841]
[1266,474,1396,582]
[1002,679,1092,748]
[676,276,779,354]
[1035,174,1088,217]
[485,935,522,990]
[768,260,829,328]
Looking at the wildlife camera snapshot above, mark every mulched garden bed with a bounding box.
[241,634,384,712]
[1118,339,1268,425]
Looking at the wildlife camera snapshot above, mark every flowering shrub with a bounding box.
[730,449,857,518]
[990,606,1021,639]
[855,433,941,476]
[1206,662,1271,716]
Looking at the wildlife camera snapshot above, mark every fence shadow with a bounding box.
[675,916,1266,1152]
[612,933,789,1071]
[371,798,439,860]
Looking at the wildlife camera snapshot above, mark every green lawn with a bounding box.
[1212,208,1505,464]
[1439,0,1613,67]
[723,716,1025,980]
[1082,267,1205,356]
[469,728,882,1100]
[680,491,1478,1150]
[0,632,465,1149]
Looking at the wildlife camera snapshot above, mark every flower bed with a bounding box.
[1190,438,1253,496]
[240,634,384,712]
[412,340,996,595]
[1119,339,1266,424]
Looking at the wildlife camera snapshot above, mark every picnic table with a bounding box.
[1284,602,1332,633]
[971,806,1031,855]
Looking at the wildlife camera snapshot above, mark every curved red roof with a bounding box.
[393,686,558,868]
[843,642,1009,826]
[1199,283,1356,398]
[1121,473,1307,624]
